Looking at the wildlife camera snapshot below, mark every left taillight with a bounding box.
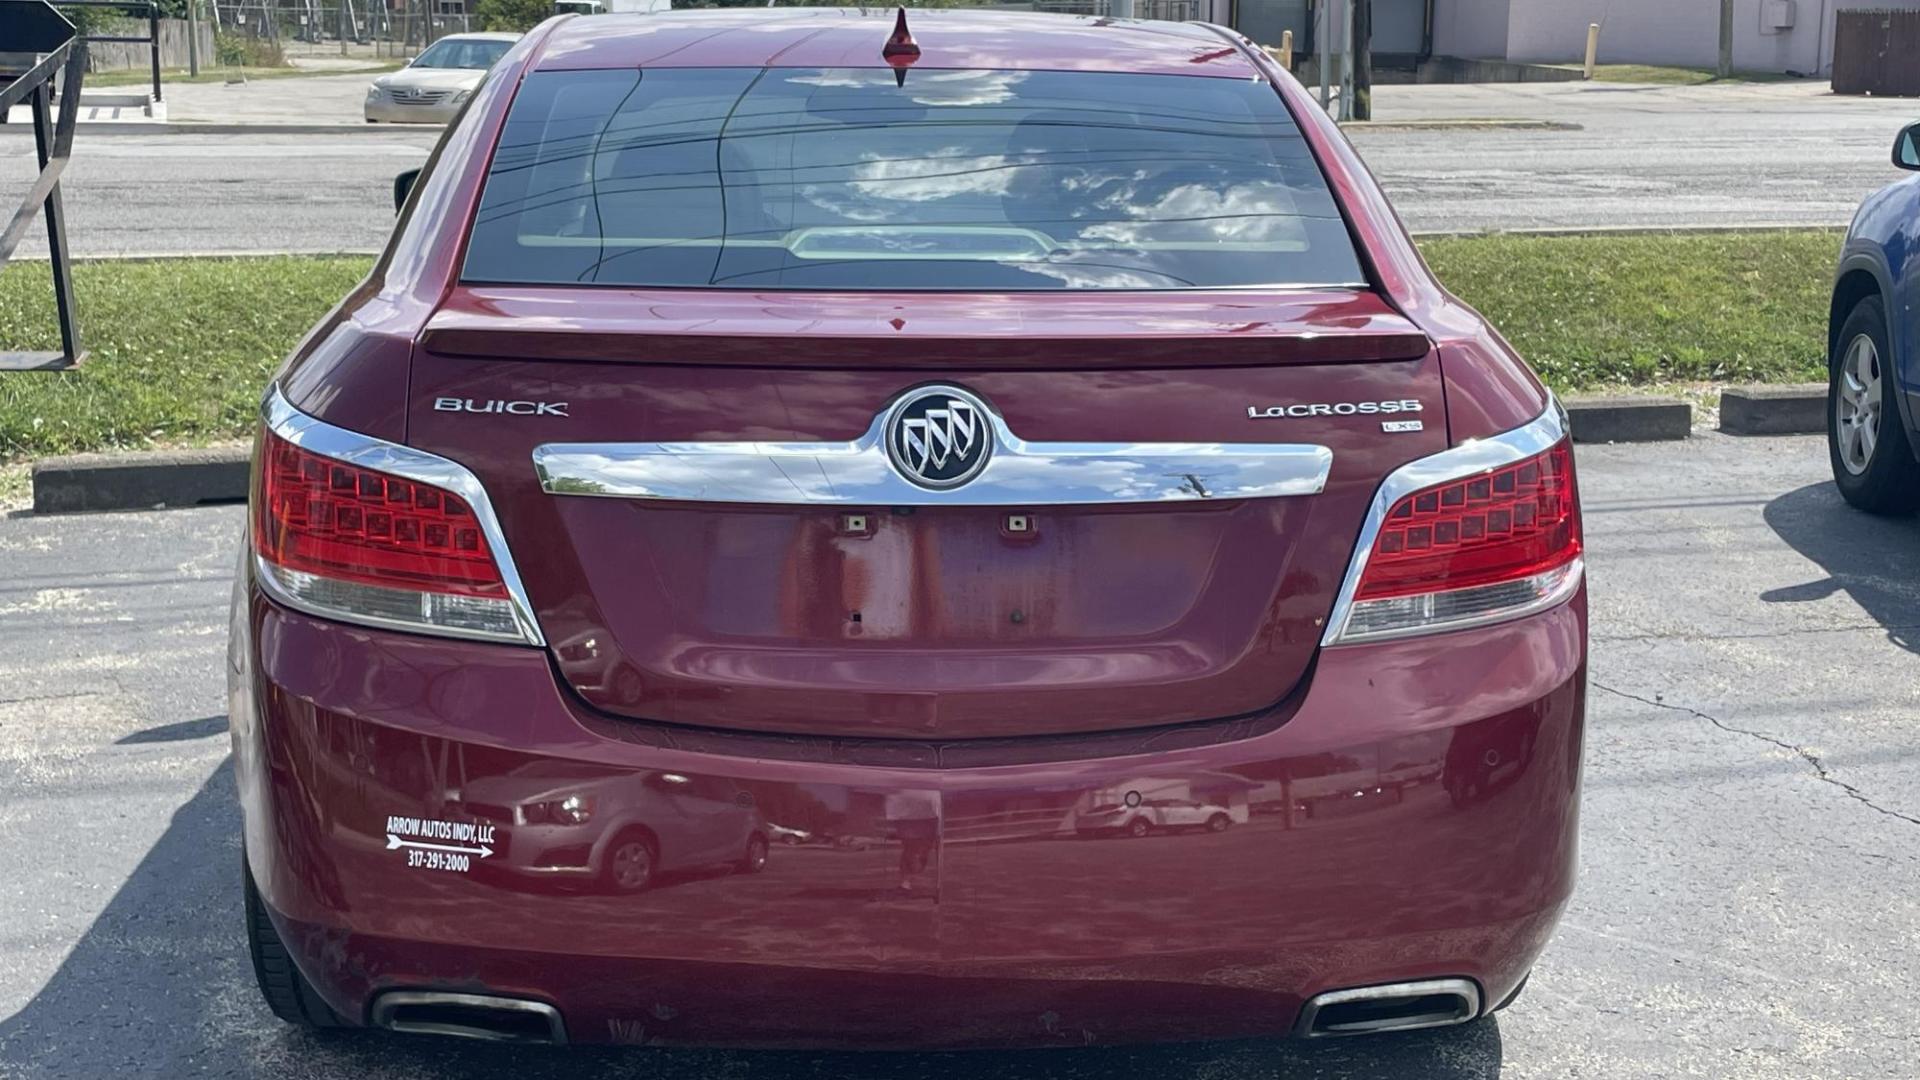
[253,424,534,644]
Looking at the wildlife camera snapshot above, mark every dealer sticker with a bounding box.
[385,814,496,874]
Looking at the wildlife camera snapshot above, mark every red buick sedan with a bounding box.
[231,7,1585,1048]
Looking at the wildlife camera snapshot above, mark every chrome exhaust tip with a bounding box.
[1295,978,1482,1038]
[371,990,567,1045]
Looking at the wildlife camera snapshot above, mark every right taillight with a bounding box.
[1330,437,1582,643]
[253,423,536,644]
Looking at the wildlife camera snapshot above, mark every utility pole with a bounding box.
[186,0,199,76]
[1717,0,1734,78]
[1317,0,1330,111]
[1352,0,1371,121]
[1337,0,1354,121]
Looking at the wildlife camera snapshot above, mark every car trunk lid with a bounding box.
[406,286,1445,740]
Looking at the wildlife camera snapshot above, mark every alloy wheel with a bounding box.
[611,840,654,892]
[1836,333,1882,476]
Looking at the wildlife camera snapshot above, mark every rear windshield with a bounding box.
[463,68,1365,291]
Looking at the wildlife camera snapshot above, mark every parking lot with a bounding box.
[1,430,1915,1079]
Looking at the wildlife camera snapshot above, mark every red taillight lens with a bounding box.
[255,431,505,598]
[1334,438,1582,643]
[1356,441,1580,601]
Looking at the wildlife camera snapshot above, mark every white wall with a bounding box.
[1431,0,1510,58]
[1505,0,1718,68]
[1448,0,1920,75]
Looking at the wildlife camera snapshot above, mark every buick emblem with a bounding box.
[886,386,992,490]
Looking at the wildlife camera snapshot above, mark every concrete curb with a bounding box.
[31,448,250,515]
[1719,383,1826,435]
[1411,222,1847,239]
[1343,119,1582,132]
[5,249,381,264]
[1563,395,1693,443]
[0,121,427,136]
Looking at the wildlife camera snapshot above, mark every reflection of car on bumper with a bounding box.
[231,581,1583,1048]
[450,766,769,893]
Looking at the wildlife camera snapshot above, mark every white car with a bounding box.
[365,32,520,125]
[1075,798,1240,838]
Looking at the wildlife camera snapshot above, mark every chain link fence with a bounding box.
[210,1,471,58]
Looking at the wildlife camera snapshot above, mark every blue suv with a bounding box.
[1830,121,1920,513]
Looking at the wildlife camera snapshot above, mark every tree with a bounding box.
[474,0,554,33]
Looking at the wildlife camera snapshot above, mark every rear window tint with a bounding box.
[465,67,1365,291]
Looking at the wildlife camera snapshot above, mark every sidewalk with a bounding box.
[3,70,396,130]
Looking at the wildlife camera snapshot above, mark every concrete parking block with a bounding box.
[1719,383,1827,435]
[1562,395,1692,443]
[31,447,249,514]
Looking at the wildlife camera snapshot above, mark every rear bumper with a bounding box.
[231,583,1586,1048]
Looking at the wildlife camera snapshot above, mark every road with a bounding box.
[1,79,1914,257]
[1,431,1917,1079]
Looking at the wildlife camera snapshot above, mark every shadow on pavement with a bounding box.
[115,715,228,745]
[0,761,1504,1080]
[1761,481,1920,654]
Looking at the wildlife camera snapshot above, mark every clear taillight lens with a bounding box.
[1333,439,1582,642]
[254,431,525,641]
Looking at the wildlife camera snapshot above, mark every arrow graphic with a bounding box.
[387,834,493,858]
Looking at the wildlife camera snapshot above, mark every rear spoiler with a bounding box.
[420,285,1435,370]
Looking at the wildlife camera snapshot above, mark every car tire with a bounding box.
[738,833,770,874]
[1126,817,1151,839]
[1829,296,1920,515]
[1205,813,1231,833]
[245,856,346,1029]
[603,831,657,894]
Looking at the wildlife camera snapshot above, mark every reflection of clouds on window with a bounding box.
[785,68,1030,106]
[466,67,1368,290]
[1082,181,1308,247]
[849,149,1020,200]
[1018,259,1180,290]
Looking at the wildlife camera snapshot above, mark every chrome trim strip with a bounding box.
[1322,396,1576,646]
[1295,978,1482,1038]
[260,386,546,647]
[532,401,1333,508]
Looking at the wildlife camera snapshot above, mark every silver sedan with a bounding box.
[365,32,520,124]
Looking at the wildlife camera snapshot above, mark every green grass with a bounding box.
[1567,63,1803,85]
[1420,230,1834,390]
[0,232,1838,462]
[0,256,369,461]
[86,63,402,87]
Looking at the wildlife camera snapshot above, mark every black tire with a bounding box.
[1205,813,1232,833]
[245,857,346,1029]
[1126,817,1151,839]
[737,833,770,874]
[1829,296,1920,515]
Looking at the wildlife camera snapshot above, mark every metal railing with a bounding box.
[0,12,88,371]
[60,0,163,102]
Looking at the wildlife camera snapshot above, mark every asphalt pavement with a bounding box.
[1,431,1916,1079]
[2,78,1915,257]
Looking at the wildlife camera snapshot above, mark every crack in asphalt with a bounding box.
[1594,622,1920,645]
[1592,681,1920,828]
